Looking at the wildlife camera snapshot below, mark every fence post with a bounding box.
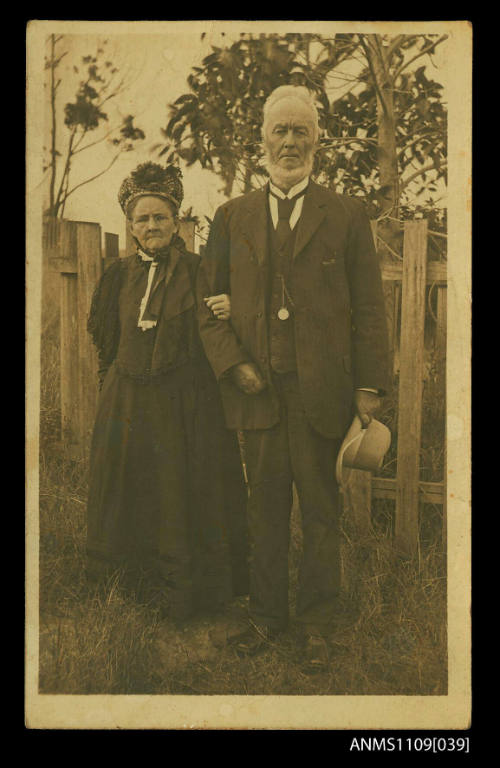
[372,218,401,377]
[45,219,81,449]
[42,217,63,318]
[103,232,119,270]
[395,220,428,556]
[75,222,103,454]
[60,271,79,447]
[435,284,447,364]
[345,470,373,533]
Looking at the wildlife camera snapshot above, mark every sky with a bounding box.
[43,27,450,253]
[45,31,232,247]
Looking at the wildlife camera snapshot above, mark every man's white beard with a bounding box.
[264,151,315,191]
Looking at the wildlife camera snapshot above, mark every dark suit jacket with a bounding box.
[197,180,389,439]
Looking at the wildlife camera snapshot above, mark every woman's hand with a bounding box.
[204,294,231,321]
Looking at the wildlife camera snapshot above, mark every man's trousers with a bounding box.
[242,372,343,636]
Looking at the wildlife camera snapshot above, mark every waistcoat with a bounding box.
[268,216,299,374]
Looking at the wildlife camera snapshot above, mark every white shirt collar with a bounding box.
[268,176,309,231]
[269,175,310,200]
[138,248,154,262]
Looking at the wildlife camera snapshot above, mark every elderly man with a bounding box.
[198,85,388,666]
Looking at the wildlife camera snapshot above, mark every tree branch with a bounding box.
[54,51,68,67]
[393,35,448,81]
[376,233,403,260]
[54,127,77,215]
[324,69,365,83]
[49,34,57,214]
[72,123,123,154]
[385,34,412,61]
[317,136,378,149]
[374,34,389,69]
[97,79,127,110]
[359,35,390,118]
[72,126,90,152]
[397,130,444,157]
[63,153,121,201]
[400,161,447,191]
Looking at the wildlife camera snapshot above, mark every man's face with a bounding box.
[128,196,177,252]
[264,98,316,175]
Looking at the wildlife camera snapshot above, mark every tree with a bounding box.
[157,34,357,197]
[44,35,145,218]
[319,34,447,218]
[159,32,447,252]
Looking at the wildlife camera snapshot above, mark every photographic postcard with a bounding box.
[26,19,471,730]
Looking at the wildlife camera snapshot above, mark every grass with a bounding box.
[37,311,447,696]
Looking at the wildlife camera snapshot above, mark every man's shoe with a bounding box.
[303,634,330,673]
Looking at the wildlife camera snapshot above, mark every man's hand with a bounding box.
[231,362,267,395]
[204,294,231,321]
[355,390,382,428]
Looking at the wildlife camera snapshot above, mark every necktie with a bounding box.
[271,192,305,248]
[137,248,170,330]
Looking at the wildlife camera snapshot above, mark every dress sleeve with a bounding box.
[87,260,125,387]
[197,205,250,380]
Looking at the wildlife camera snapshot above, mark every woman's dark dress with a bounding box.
[86,238,248,620]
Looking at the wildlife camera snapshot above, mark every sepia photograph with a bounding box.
[26,20,471,730]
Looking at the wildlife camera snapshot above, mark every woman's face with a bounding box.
[128,195,177,252]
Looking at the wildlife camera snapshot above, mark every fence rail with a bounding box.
[42,216,446,557]
[345,219,446,556]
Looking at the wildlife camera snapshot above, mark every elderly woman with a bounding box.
[86,162,248,623]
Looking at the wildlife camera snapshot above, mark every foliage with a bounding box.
[157,34,356,197]
[44,35,145,218]
[159,32,447,242]
[316,57,447,211]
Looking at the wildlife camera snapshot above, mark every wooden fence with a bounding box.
[43,216,446,557]
[344,219,447,556]
[43,218,103,456]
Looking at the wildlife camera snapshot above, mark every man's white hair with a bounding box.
[263,85,319,142]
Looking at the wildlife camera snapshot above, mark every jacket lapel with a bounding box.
[240,187,269,267]
[238,181,329,263]
[293,181,327,260]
